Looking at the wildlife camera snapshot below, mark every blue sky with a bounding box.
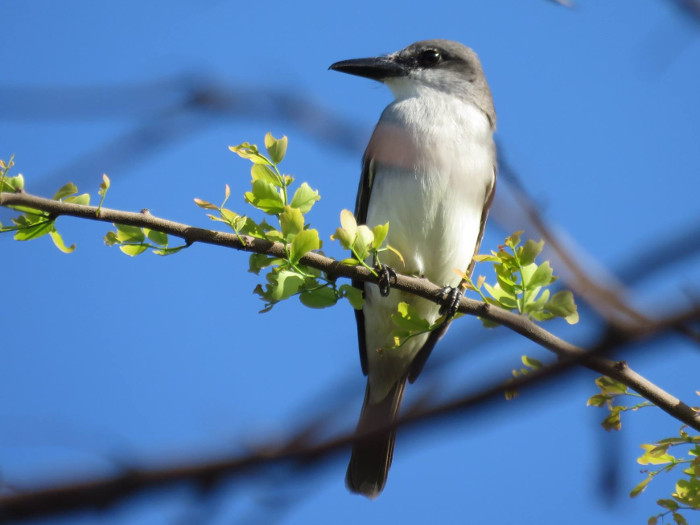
[2,1,700,523]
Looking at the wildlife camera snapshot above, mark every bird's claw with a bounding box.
[438,286,463,318]
[377,264,397,297]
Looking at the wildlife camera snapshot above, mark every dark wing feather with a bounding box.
[353,155,376,376]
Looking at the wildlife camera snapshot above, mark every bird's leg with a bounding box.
[438,286,463,318]
[375,263,397,297]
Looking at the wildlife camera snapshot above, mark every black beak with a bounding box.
[329,56,406,81]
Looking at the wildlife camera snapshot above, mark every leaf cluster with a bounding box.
[505,355,543,400]
[631,426,700,525]
[388,301,444,349]
[104,223,186,256]
[331,209,403,274]
[587,379,699,523]
[587,376,654,431]
[0,160,83,253]
[463,231,578,326]
[196,134,361,312]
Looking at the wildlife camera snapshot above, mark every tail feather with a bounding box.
[346,377,407,498]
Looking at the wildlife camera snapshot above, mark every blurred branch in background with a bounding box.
[669,0,700,26]
[2,2,700,518]
[0,299,697,523]
[3,78,700,324]
[1,188,699,522]
[545,0,700,23]
[5,76,700,352]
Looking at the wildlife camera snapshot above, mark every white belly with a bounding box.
[360,93,496,402]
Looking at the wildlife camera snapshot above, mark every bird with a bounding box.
[329,39,497,498]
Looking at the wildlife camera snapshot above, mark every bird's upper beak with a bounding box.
[329,55,405,81]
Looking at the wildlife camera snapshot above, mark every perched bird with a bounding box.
[329,40,497,498]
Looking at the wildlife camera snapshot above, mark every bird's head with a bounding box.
[330,39,495,125]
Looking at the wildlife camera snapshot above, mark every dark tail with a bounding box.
[346,377,407,498]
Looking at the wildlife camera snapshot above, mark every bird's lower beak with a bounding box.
[329,56,405,81]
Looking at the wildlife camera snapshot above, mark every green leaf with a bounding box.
[519,239,544,266]
[483,283,518,309]
[472,253,501,263]
[340,284,365,309]
[528,310,555,322]
[392,302,431,332]
[545,290,579,324]
[290,182,320,214]
[119,244,148,257]
[279,206,304,240]
[145,228,168,246]
[299,285,338,309]
[1,174,24,192]
[263,228,284,242]
[248,253,279,275]
[332,211,359,249]
[104,231,118,246]
[264,132,288,164]
[522,355,543,369]
[372,222,389,250]
[153,245,187,256]
[251,164,281,186]
[115,224,145,243]
[630,475,653,498]
[528,261,556,288]
[353,225,374,261]
[289,228,320,265]
[10,207,48,219]
[49,230,75,253]
[673,477,700,506]
[98,173,110,196]
[14,220,53,241]
[504,230,523,249]
[271,270,304,301]
[64,193,90,206]
[657,499,680,511]
[495,271,516,296]
[520,262,538,285]
[332,226,354,249]
[244,179,285,215]
[648,444,671,457]
[229,142,271,165]
[194,198,219,210]
[340,209,357,235]
[525,287,550,312]
[638,444,675,465]
[586,394,610,407]
[648,518,658,525]
[672,513,688,525]
[602,407,622,431]
[219,208,242,229]
[385,245,405,267]
[53,182,78,200]
[596,376,628,395]
[480,317,500,328]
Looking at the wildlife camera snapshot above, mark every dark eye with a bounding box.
[417,49,441,68]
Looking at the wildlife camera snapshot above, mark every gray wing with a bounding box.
[353,154,376,376]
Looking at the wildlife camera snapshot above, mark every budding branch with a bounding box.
[2,189,699,430]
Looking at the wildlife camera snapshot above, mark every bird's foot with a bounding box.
[438,286,463,318]
[376,264,397,297]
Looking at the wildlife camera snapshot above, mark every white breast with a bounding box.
[362,90,496,402]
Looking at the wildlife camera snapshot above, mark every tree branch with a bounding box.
[1,189,699,432]
[0,324,694,522]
